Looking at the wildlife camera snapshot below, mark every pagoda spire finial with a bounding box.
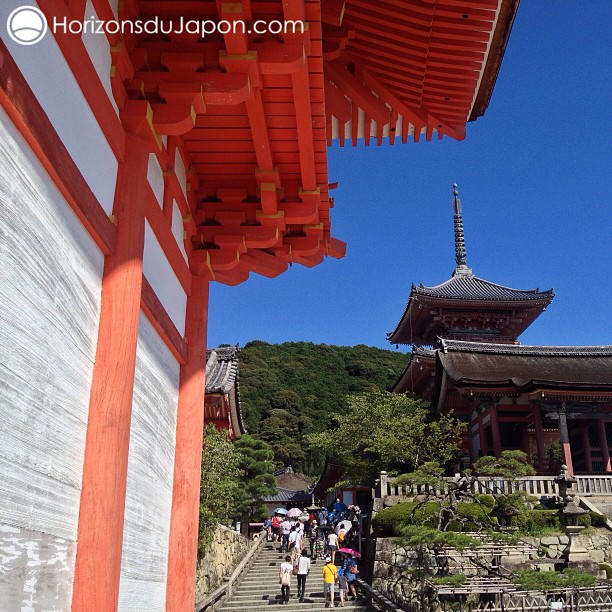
[452,183,472,276]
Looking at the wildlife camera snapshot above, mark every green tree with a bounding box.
[238,341,409,474]
[307,390,463,485]
[233,434,277,520]
[470,450,536,478]
[198,425,245,556]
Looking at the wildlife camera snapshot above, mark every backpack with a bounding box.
[272,516,280,529]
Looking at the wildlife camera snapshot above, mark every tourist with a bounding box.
[288,525,298,551]
[296,548,311,602]
[327,529,338,564]
[271,514,281,541]
[264,516,273,541]
[337,568,348,607]
[278,555,293,604]
[280,516,292,552]
[343,555,359,600]
[322,556,337,608]
[309,520,318,557]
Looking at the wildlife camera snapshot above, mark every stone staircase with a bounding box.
[216,543,375,611]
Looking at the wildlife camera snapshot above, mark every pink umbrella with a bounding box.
[337,548,361,558]
[287,507,302,518]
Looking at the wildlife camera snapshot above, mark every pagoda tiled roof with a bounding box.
[205,345,247,435]
[437,340,612,392]
[205,345,239,394]
[387,273,554,345]
[412,274,554,303]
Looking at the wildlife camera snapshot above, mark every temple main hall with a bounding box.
[388,186,612,475]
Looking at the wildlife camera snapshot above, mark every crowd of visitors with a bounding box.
[267,499,362,607]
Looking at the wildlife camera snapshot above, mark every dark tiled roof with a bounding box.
[441,340,612,357]
[413,274,554,302]
[205,345,239,393]
[262,488,312,503]
[438,340,612,391]
[387,274,554,345]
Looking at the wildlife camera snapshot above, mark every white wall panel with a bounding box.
[143,221,187,335]
[174,148,187,200]
[117,314,180,611]
[171,199,188,263]
[0,0,119,214]
[0,106,103,608]
[82,0,119,115]
[147,153,165,207]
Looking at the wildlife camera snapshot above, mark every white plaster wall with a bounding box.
[0,106,103,609]
[0,0,119,214]
[117,313,180,611]
[171,199,188,263]
[147,153,165,207]
[82,0,119,115]
[142,221,187,335]
[174,148,187,200]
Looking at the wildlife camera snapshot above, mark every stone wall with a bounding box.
[371,529,612,609]
[194,525,250,603]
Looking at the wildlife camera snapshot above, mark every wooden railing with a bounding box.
[377,472,561,499]
[194,531,265,611]
[576,474,612,496]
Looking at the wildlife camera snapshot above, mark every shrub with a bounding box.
[432,574,467,586]
[577,513,592,528]
[511,509,560,535]
[512,568,596,590]
[447,502,491,532]
[475,494,495,511]
[590,511,608,527]
[373,502,440,536]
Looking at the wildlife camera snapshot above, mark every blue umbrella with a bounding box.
[273,507,288,515]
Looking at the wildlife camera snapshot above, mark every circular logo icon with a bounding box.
[7,6,48,45]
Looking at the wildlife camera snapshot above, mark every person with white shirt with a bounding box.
[278,555,293,604]
[296,548,311,602]
[327,531,338,564]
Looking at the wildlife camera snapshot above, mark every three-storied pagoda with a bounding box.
[389,186,612,474]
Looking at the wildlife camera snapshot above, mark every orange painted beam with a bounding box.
[166,275,209,611]
[325,61,390,125]
[0,42,116,255]
[291,63,318,191]
[72,134,149,611]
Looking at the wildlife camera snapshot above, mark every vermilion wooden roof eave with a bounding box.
[469,0,521,121]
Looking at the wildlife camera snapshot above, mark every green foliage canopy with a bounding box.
[233,434,277,519]
[471,450,536,478]
[198,425,245,556]
[238,341,409,474]
[306,390,463,485]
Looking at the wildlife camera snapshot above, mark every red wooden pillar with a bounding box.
[72,134,149,611]
[490,406,502,457]
[558,408,574,475]
[534,405,546,472]
[166,275,210,611]
[597,420,612,473]
[581,423,593,472]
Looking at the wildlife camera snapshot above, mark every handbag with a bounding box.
[292,565,298,575]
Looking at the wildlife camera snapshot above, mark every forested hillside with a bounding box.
[238,341,409,476]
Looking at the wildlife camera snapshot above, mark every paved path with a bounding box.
[216,543,375,611]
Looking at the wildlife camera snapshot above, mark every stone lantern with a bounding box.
[561,493,596,572]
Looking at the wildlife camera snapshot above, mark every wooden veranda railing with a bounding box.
[375,472,612,499]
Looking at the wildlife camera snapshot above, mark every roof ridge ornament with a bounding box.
[452,183,473,277]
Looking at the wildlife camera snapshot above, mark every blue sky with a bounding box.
[208,3,612,351]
